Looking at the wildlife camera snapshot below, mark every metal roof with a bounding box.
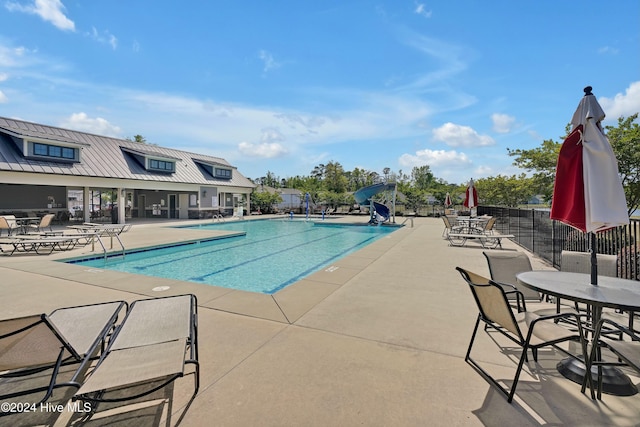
[0,116,256,189]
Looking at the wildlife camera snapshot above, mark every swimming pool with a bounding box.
[69,220,398,294]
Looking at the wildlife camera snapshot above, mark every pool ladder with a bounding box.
[211,214,226,222]
[400,217,414,227]
[90,232,126,260]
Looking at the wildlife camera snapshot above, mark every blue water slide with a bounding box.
[353,183,396,205]
[372,201,390,222]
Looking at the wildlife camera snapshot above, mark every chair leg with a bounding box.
[465,315,482,362]
[508,348,529,403]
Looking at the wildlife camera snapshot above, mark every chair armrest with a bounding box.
[490,280,526,313]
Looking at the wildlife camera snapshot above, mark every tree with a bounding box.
[324,161,348,193]
[260,171,280,188]
[402,187,426,214]
[250,190,282,214]
[605,114,640,216]
[127,134,147,143]
[507,137,562,201]
[311,164,325,180]
[411,165,435,191]
[475,175,536,207]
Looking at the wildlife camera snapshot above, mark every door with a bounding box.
[138,195,146,218]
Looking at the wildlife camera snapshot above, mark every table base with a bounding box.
[557,359,638,396]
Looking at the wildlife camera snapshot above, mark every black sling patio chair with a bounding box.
[0,301,127,408]
[72,294,199,413]
[456,266,593,402]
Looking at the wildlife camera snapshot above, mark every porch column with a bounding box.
[83,187,91,222]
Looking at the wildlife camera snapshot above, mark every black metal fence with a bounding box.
[478,206,640,281]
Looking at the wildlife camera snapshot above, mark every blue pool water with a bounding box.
[69,220,397,294]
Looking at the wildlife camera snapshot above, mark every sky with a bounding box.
[0,1,639,185]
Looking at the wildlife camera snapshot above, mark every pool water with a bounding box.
[70,220,397,294]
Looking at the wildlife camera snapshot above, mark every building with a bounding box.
[0,116,256,223]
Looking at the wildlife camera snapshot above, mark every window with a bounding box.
[215,168,232,179]
[149,159,175,172]
[32,142,76,160]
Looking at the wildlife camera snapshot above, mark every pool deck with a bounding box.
[1,215,638,426]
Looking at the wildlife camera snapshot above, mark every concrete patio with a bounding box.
[1,216,638,426]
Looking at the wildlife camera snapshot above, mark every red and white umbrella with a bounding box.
[550,86,629,284]
[444,192,452,208]
[550,86,628,233]
[463,179,478,209]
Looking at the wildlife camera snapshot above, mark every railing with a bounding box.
[478,206,640,281]
[400,217,414,227]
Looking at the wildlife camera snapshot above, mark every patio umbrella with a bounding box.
[463,179,478,210]
[550,86,629,284]
[444,192,452,208]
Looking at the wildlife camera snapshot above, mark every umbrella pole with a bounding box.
[590,232,598,285]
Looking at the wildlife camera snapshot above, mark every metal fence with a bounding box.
[478,206,640,281]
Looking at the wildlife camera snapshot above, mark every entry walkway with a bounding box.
[0,217,638,426]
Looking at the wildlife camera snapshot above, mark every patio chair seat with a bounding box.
[76,339,187,395]
[73,294,199,405]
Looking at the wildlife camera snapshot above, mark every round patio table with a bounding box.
[516,270,640,396]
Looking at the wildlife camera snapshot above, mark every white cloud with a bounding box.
[432,122,495,147]
[59,113,121,137]
[259,50,281,73]
[599,81,640,120]
[238,141,289,158]
[597,46,619,55]
[414,3,432,18]
[5,0,75,31]
[491,113,515,134]
[0,90,7,103]
[398,148,471,168]
[87,27,118,50]
[0,44,30,67]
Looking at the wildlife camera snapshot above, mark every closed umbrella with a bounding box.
[463,179,478,212]
[444,192,452,208]
[550,86,629,284]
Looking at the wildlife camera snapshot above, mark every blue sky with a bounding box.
[1,1,638,185]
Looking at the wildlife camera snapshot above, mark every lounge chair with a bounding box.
[0,235,85,255]
[0,216,18,236]
[0,301,127,407]
[73,294,199,410]
[441,216,463,239]
[480,216,497,234]
[29,213,55,233]
[455,266,592,402]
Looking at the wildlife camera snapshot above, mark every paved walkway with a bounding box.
[1,216,638,426]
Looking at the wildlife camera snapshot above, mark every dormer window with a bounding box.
[193,159,233,180]
[121,146,179,174]
[215,168,232,179]
[149,158,175,172]
[33,142,76,160]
